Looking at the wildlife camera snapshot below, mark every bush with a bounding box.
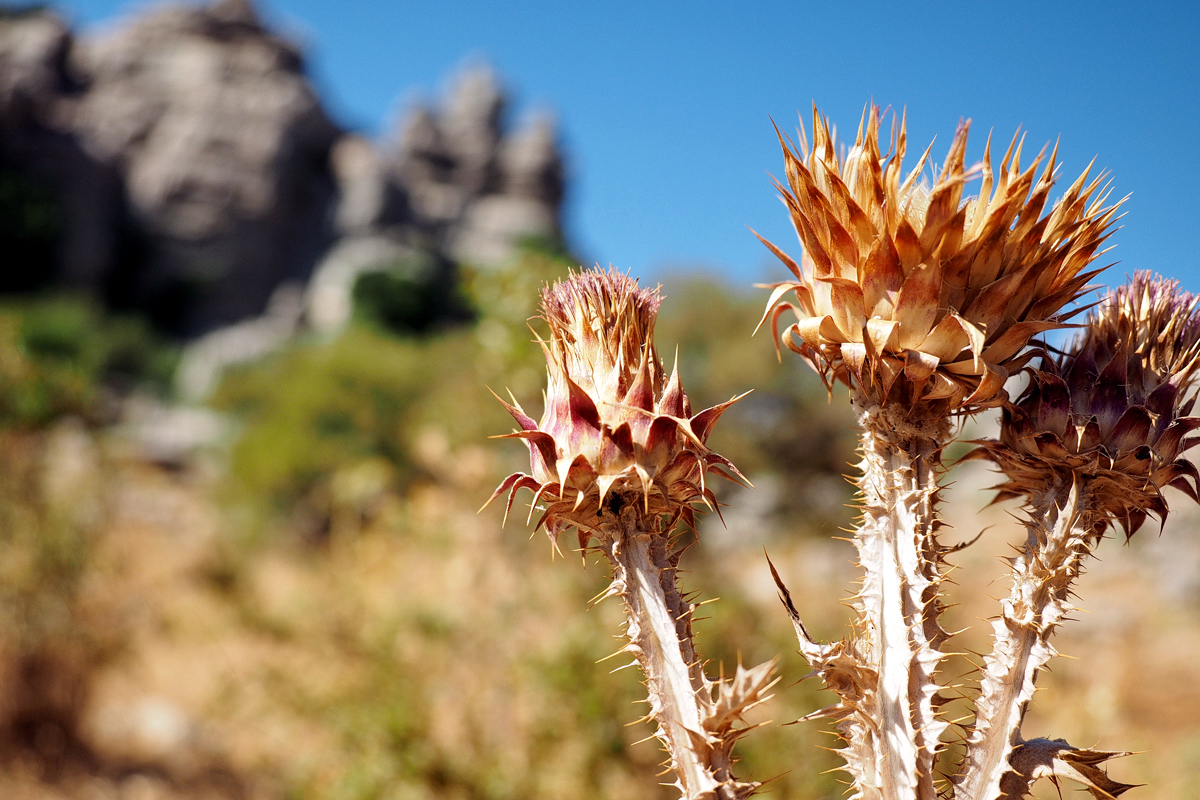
[209,247,577,535]
[211,327,426,531]
[351,253,471,336]
[0,296,178,429]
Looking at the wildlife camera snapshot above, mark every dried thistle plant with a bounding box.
[757,105,1118,411]
[959,272,1200,800]
[756,106,1160,800]
[486,267,775,800]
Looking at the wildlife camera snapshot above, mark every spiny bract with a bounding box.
[980,271,1200,536]
[486,267,746,547]
[759,105,1122,411]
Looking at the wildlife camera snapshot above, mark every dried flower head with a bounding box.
[760,106,1122,410]
[486,267,745,547]
[981,272,1200,535]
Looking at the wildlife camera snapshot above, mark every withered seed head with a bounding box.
[980,272,1200,536]
[485,267,746,548]
[759,105,1123,411]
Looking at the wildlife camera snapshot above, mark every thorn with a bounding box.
[596,647,630,664]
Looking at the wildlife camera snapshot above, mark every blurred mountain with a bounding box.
[0,0,565,337]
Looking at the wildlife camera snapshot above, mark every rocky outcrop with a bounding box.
[0,2,567,339]
[71,0,341,335]
[1,1,340,335]
[307,65,564,334]
[0,8,128,295]
[392,67,564,263]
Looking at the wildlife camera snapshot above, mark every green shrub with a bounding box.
[0,296,178,429]
[351,253,470,336]
[209,247,577,534]
[211,327,426,522]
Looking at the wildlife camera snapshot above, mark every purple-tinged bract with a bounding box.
[980,272,1200,536]
[485,267,746,547]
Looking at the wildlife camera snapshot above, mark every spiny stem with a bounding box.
[597,501,761,800]
[957,478,1100,800]
[853,398,952,800]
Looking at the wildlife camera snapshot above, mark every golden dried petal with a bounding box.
[860,235,904,316]
[759,106,1120,411]
[893,262,942,349]
[824,276,867,341]
[863,317,900,360]
[918,313,979,365]
[793,315,845,348]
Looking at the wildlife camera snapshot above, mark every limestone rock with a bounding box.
[0,9,71,124]
[0,8,127,293]
[330,134,407,235]
[1,4,568,342]
[68,0,341,334]
[0,2,339,334]
[306,234,427,335]
[384,66,565,266]
[174,282,305,400]
[308,67,566,334]
[500,112,564,204]
[451,194,558,266]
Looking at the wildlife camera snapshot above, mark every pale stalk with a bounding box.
[597,501,767,800]
[852,398,952,800]
[957,478,1101,800]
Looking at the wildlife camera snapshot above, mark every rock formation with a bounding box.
[0,1,567,340]
[308,64,565,335]
[1,1,340,335]
[0,8,127,295]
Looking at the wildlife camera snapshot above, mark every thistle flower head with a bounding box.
[486,267,746,547]
[981,272,1200,536]
[760,106,1122,411]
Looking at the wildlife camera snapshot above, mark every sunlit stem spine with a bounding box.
[852,399,951,800]
[597,501,749,800]
[956,478,1096,800]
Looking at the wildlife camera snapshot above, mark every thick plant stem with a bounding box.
[853,398,952,800]
[957,478,1099,800]
[597,501,767,800]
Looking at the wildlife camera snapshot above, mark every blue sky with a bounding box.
[62,0,1200,293]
